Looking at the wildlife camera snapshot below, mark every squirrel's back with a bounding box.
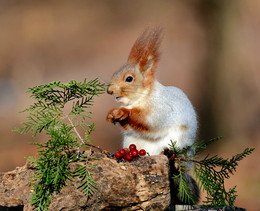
[151,80,197,126]
[123,80,197,154]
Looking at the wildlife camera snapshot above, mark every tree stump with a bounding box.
[0,152,171,210]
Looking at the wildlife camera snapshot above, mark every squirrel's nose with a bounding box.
[107,86,113,95]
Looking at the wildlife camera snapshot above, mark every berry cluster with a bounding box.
[114,144,146,161]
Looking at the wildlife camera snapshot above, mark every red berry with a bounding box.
[129,144,137,151]
[171,154,176,159]
[124,153,133,161]
[114,151,123,159]
[139,149,146,156]
[119,149,127,156]
[130,149,139,157]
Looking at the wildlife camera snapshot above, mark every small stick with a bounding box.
[67,115,109,155]
[85,143,103,153]
[67,115,85,145]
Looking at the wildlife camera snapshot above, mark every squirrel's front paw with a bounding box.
[107,108,129,123]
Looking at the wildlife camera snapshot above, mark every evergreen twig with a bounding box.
[15,79,107,211]
[169,140,254,207]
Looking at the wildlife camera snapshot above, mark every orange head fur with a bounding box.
[107,27,163,106]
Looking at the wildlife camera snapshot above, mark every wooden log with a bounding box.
[0,152,171,210]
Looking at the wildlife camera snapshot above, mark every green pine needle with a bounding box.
[169,140,254,207]
[16,79,106,211]
[72,164,98,197]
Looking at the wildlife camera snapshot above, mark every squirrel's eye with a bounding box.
[125,76,133,83]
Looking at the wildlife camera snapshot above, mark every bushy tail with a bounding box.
[169,159,200,205]
[173,173,200,205]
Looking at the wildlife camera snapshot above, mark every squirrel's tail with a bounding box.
[173,173,200,205]
[169,159,200,206]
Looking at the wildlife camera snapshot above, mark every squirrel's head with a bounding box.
[107,27,163,106]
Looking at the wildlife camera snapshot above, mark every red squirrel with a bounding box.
[106,28,197,155]
[106,27,200,204]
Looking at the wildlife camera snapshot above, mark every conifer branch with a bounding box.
[16,78,107,211]
[169,140,254,207]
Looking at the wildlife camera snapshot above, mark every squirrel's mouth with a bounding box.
[115,96,122,102]
[114,96,130,106]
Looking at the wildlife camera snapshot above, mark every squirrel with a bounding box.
[106,27,200,204]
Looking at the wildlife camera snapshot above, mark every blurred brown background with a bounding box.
[0,0,259,209]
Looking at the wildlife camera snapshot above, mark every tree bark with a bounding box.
[0,152,171,211]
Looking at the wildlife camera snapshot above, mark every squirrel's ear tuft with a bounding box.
[139,55,153,73]
[127,27,163,73]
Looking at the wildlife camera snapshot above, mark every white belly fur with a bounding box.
[123,125,195,155]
